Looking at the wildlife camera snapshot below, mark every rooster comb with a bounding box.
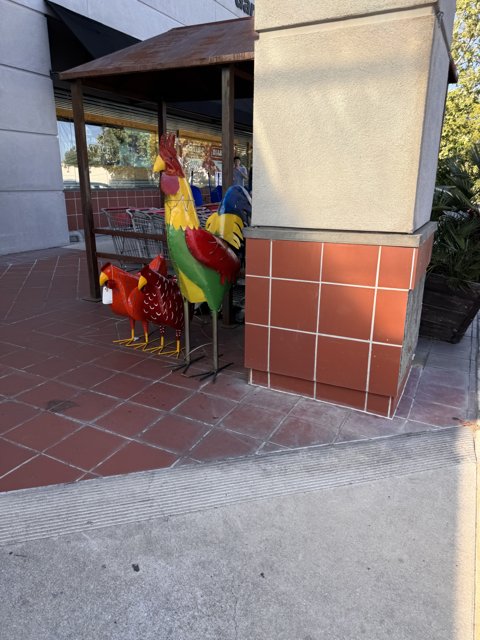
[159,133,184,177]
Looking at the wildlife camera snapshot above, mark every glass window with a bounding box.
[58,119,159,190]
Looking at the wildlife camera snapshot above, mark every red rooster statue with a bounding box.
[153,133,243,379]
[137,263,184,356]
[99,255,164,349]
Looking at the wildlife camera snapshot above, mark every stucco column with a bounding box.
[245,0,456,416]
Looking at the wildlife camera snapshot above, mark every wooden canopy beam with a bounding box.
[221,65,235,325]
[71,79,100,301]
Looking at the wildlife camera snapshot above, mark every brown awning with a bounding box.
[60,17,255,80]
[59,17,256,103]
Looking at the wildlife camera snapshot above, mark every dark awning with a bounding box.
[46,1,139,60]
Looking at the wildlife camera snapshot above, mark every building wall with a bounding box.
[0,0,246,255]
[251,0,455,233]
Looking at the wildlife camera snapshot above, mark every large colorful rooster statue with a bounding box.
[153,133,244,379]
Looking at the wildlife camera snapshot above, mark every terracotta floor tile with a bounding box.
[26,356,77,378]
[174,393,237,425]
[0,371,46,397]
[56,391,119,421]
[339,411,406,437]
[94,441,177,477]
[92,350,145,372]
[189,429,259,462]
[141,415,207,454]
[131,382,193,411]
[0,342,20,358]
[0,401,38,433]
[15,380,78,410]
[220,404,285,439]
[93,373,151,399]
[243,387,300,413]
[0,438,36,476]
[58,364,114,389]
[95,402,163,437]
[419,367,468,391]
[415,381,469,410]
[159,369,209,391]
[123,357,170,380]
[0,348,50,370]
[426,353,471,372]
[393,395,413,419]
[202,374,250,401]
[46,426,126,471]
[290,398,348,425]
[271,415,340,448]
[3,412,80,451]
[0,455,83,492]
[408,399,466,428]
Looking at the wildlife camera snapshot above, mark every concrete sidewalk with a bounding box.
[0,427,476,640]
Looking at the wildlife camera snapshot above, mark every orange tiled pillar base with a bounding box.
[244,226,435,417]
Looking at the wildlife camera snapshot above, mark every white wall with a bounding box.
[252,0,455,234]
[0,0,246,255]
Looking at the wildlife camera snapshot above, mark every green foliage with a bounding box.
[430,145,480,287]
[439,0,480,161]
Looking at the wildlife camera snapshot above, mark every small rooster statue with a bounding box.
[137,262,184,356]
[153,133,244,379]
[99,256,163,349]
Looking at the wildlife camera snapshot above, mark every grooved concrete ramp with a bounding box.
[0,428,476,640]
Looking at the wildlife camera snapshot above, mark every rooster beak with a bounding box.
[153,155,165,173]
[138,275,147,290]
[99,272,108,287]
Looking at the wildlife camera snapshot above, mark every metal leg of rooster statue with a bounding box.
[154,133,245,381]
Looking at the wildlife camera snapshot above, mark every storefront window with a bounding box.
[58,120,159,189]
[58,119,251,191]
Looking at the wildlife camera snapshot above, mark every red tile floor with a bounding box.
[0,247,477,492]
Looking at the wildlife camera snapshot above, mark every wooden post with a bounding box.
[71,80,100,300]
[222,65,235,325]
[157,100,167,207]
[222,65,235,192]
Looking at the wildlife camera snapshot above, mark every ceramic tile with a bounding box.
[319,284,374,340]
[269,373,315,397]
[220,403,285,439]
[373,289,408,344]
[141,415,207,454]
[315,383,366,411]
[322,243,379,286]
[0,455,83,492]
[189,429,258,462]
[46,426,125,471]
[271,240,322,281]
[270,328,316,381]
[368,344,402,397]
[0,438,36,476]
[174,393,237,425]
[94,441,177,476]
[245,239,270,277]
[366,393,391,416]
[270,280,319,332]
[3,412,79,451]
[245,276,270,325]
[95,402,163,437]
[316,336,369,391]
[244,324,269,371]
[0,401,38,434]
[378,246,414,289]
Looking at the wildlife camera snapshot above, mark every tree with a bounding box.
[439,0,480,161]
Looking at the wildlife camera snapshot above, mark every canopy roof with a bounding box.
[60,17,256,103]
